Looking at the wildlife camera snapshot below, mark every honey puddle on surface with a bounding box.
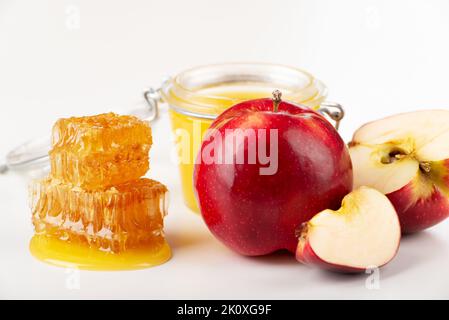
[30,235,171,271]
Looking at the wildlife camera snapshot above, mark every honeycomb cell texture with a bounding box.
[49,113,152,190]
[30,178,168,253]
[29,112,168,254]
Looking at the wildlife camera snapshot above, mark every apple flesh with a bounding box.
[296,187,401,273]
[349,110,449,233]
[194,94,353,256]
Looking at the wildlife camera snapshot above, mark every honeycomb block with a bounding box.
[49,113,152,190]
[29,178,168,253]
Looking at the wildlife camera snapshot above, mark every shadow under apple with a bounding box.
[316,229,448,282]
[380,229,448,278]
[242,249,298,266]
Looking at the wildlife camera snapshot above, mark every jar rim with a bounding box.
[161,62,328,119]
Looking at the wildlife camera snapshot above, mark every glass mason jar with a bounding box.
[146,63,344,213]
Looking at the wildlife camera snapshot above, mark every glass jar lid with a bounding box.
[160,63,328,119]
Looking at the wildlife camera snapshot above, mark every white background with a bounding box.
[1,0,449,299]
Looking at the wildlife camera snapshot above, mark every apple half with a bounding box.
[349,110,449,233]
[296,187,401,273]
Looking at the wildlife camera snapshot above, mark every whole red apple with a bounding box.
[193,92,353,256]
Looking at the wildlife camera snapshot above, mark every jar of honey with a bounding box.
[146,63,343,213]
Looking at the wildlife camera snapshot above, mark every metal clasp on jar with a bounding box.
[317,102,345,130]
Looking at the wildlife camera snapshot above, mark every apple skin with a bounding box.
[296,230,400,273]
[387,182,449,233]
[385,158,449,233]
[193,98,353,256]
[296,237,365,273]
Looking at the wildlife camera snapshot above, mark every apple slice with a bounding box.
[296,187,401,273]
[349,110,449,233]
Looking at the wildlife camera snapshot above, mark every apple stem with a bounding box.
[272,90,282,112]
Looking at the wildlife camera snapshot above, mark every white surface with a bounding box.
[1,0,449,299]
